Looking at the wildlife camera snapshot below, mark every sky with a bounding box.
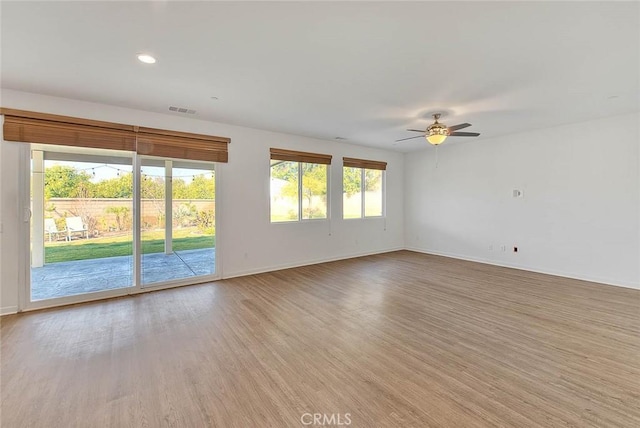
[43,161,213,184]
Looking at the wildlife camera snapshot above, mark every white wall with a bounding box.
[0,141,23,314]
[405,112,640,289]
[0,89,404,314]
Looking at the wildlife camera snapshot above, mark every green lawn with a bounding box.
[45,229,214,263]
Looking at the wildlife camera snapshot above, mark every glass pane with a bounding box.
[301,163,327,219]
[140,160,168,285]
[141,159,217,286]
[364,169,383,217]
[270,160,299,222]
[171,166,216,277]
[343,167,362,219]
[31,151,133,301]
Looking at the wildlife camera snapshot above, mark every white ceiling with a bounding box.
[1,1,638,151]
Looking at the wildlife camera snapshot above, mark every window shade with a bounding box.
[270,148,332,165]
[1,108,231,163]
[1,108,136,151]
[136,127,230,163]
[343,157,387,170]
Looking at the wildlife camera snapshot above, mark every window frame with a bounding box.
[342,163,386,220]
[269,148,332,223]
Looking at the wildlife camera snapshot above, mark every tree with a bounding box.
[364,169,382,192]
[343,167,381,197]
[270,161,297,182]
[275,163,327,218]
[301,163,326,207]
[44,165,93,198]
[186,174,215,199]
[342,167,361,197]
[172,178,189,199]
[141,176,164,199]
[93,173,133,198]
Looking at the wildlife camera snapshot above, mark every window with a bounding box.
[342,157,386,219]
[270,148,331,222]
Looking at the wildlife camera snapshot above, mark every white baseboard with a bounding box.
[1,306,18,315]
[405,247,640,290]
[223,246,405,280]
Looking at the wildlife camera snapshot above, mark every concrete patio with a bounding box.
[31,248,215,301]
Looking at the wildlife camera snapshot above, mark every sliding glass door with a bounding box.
[30,149,134,301]
[140,158,216,286]
[28,147,217,306]
[171,162,216,277]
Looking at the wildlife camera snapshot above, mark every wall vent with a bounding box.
[169,106,196,114]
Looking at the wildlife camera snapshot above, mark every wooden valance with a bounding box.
[343,157,387,170]
[136,127,229,163]
[1,108,230,162]
[270,148,332,165]
[1,108,136,151]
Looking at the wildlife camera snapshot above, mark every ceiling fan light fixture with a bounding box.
[426,133,447,145]
[394,113,479,146]
[426,121,449,145]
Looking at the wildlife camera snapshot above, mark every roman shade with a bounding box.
[270,148,332,165]
[1,108,136,151]
[342,157,387,170]
[1,108,230,162]
[136,127,230,162]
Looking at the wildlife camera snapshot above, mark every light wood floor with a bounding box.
[1,251,639,427]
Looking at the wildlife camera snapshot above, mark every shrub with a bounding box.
[174,203,197,228]
[105,206,131,231]
[195,210,214,234]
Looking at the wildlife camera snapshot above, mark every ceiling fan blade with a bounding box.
[407,129,427,133]
[447,123,471,132]
[449,131,480,137]
[394,135,425,142]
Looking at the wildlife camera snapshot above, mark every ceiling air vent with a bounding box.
[168,106,196,114]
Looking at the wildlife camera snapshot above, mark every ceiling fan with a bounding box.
[395,113,480,146]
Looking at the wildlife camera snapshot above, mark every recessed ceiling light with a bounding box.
[137,54,156,64]
[210,96,219,100]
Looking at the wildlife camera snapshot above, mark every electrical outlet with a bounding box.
[500,245,506,252]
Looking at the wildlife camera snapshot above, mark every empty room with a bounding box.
[1,1,638,427]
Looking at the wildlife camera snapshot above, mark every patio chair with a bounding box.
[66,216,89,240]
[44,218,65,242]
